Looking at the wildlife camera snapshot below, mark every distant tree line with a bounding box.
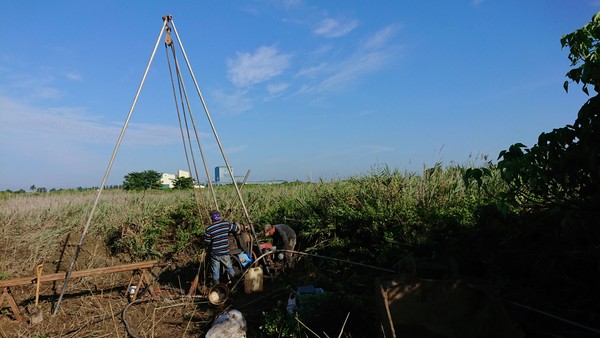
[1,184,124,194]
[1,169,196,193]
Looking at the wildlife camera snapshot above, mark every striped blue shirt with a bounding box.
[204,221,239,256]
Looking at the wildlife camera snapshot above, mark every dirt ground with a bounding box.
[3,233,598,337]
[0,266,289,338]
[0,232,291,338]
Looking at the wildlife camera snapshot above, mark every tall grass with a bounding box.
[0,162,505,279]
[0,190,198,278]
[267,163,507,267]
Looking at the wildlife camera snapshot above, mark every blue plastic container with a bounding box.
[238,252,252,267]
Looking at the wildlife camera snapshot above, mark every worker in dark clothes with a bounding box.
[264,223,297,268]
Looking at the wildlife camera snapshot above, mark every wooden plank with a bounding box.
[0,260,160,288]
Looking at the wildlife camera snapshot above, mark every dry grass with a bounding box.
[0,190,198,279]
[0,285,215,337]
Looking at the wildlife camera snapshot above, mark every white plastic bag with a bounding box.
[205,309,247,338]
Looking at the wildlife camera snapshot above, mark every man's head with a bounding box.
[264,223,275,237]
[209,210,222,223]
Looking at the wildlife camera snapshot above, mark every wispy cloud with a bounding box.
[5,74,66,100]
[266,82,289,96]
[0,95,180,146]
[0,95,186,189]
[211,88,254,115]
[33,87,66,100]
[314,18,359,38]
[361,24,401,50]
[296,62,329,79]
[223,143,248,154]
[65,72,83,81]
[227,45,292,87]
[300,24,401,94]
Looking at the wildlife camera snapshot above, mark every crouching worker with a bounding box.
[205,210,240,285]
[264,223,297,269]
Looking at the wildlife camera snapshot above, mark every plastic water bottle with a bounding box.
[287,293,297,314]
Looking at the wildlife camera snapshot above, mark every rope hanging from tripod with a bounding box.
[169,19,255,231]
[163,22,218,212]
[165,21,231,290]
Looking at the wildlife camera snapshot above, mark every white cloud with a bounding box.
[5,74,66,100]
[296,62,329,79]
[0,95,186,190]
[296,84,315,95]
[65,72,83,81]
[124,123,182,146]
[223,143,248,154]
[211,88,254,115]
[33,87,66,100]
[0,95,180,146]
[266,82,289,95]
[361,24,401,50]
[314,18,358,38]
[299,24,401,94]
[317,52,384,91]
[227,46,292,87]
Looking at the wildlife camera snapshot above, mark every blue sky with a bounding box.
[0,1,596,191]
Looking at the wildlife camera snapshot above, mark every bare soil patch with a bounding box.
[0,265,291,337]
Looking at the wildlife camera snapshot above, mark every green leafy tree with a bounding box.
[172,176,194,190]
[487,16,600,299]
[562,12,600,95]
[123,170,162,191]
[497,12,600,216]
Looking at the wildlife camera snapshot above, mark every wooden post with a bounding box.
[187,252,207,296]
[0,287,22,322]
[126,269,155,302]
[187,274,200,296]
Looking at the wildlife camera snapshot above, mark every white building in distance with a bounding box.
[161,170,192,188]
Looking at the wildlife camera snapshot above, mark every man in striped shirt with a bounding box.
[205,210,240,285]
